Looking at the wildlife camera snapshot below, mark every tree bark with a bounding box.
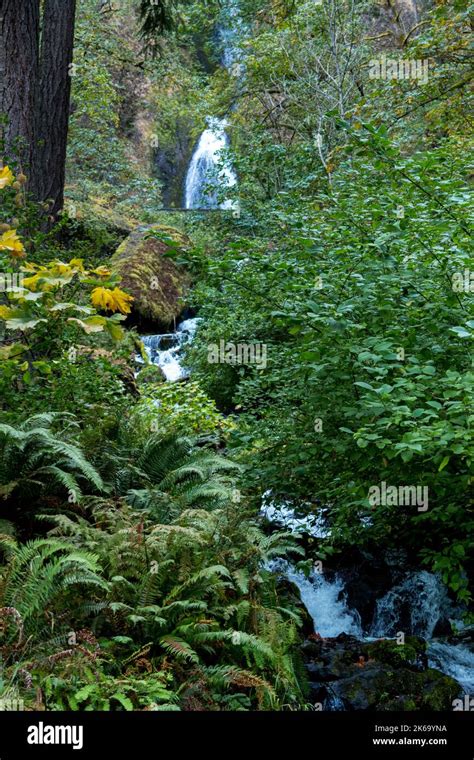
[30,0,76,216]
[0,0,40,174]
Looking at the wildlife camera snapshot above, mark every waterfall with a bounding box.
[428,641,474,694]
[183,1,241,210]
[268,559,363,638]
[369,570,453,639]
[368,572,474,693]
[263,487,474,696]
[140,318,200,382]
[184,119,237,210]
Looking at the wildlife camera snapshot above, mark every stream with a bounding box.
[140,317,200,382]
[265,507,474,697]
[148,0,474,708]
[139,314,474,700]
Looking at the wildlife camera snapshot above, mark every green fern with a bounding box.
[0,414,104,506]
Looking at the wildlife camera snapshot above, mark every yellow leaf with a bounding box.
[110,287,134,315]
[0,305,13,319]
[0,342,26,360]
[69,258,86,272]
[0,230,25,257]
[67,316,106,334]
[51,261,71,274]
[0,166,14,189]
[92,265,111,277]
[21,262,42,272]
[91,286,133,314]
[91,286,114,311]
[22,274,41,291]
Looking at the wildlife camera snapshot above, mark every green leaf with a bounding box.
[449,326,471,339]
[438,455,450,472]
[111,693,134,711]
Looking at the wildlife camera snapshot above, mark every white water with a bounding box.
[261,490,331,538]
[183,0,241,210]
[428,641,474,694]
[369,570,453,639]
[140,318,200,382]
[184,118,237,210]
[269,553,474,694]
[269,559,362,638]
[369,572,474,694]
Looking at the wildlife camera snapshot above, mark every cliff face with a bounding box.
[153,121,195,208]
[365,0,430,50]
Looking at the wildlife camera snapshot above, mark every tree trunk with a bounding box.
[30,0,76,216]
[0,0,40,174]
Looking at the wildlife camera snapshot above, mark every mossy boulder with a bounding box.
[109,224,191,328]
[302,633,463,710]
[363,636,427,669]
[331,664,461,711]
[64,198,137,235]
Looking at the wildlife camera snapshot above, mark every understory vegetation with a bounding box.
[0,0,472,711]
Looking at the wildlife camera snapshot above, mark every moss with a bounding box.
[420,669,462,711]
[137,364,166,385]
[64,198,137,235]
[364,636,426,668]
[335,664,461,711]
[109,224,191,328]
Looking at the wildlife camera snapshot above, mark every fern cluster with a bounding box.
[0,416,307,710]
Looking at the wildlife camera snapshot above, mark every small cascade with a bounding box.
[217,0,245,72]
[428,641,474,694]
[268,538,474,697]
[368,572,474,695]
[369,570,453,639]
[140,318,200,382]
[268,560,362,638]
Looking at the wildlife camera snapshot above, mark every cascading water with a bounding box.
[368,572,474,692]
[184,118,236,210]
[140,317,200,382]
[428,641,474,694]
[263,497,474,696]
[269,560,362,638]
[369,570,453,639]
[183,1,241,210]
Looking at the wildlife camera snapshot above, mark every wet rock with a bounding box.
[433,617,454,637]
[302,634,462,711]
[448,625,474,644]
[332,549,393,629]
[331,664,460,711]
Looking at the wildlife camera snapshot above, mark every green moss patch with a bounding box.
[110,224,191,328]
